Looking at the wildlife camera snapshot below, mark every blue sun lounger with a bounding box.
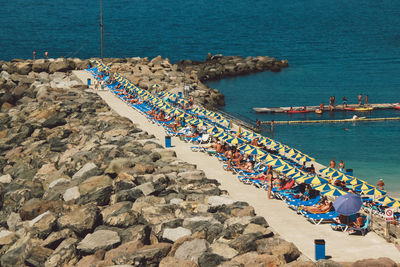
[303,211,338,225]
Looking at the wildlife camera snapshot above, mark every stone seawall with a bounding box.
[0,54,287,110]
[0,60,397,266]
[176,53,289,81]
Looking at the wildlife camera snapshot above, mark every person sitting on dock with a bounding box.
[302,106,307,111]
[343,96,348,107]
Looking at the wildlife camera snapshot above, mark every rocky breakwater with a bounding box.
[103,56,226,110]
[0,65,309,267]
[0,61,396,267]
[176,53,289,81]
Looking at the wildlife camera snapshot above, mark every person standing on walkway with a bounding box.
[256,119,260,130]
[358,93,362,106]
[377,179,385,190]
[267,165,273,199]
[365,95,369,106]
[33,50,36,60]
[342,96,348,107]
[338,160,345,172]
[270,120,274,137]
[44,51,48,59]
[332,96,335,107]
[329,158,336,168]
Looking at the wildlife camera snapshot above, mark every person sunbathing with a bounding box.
[351,214,365,228]
[226,148,242,171]
[252,171,267,182]
[303,200,333,214]
[237,159,254,173]
[250,138,259,147]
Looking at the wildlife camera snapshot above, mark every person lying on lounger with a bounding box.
[303,200,333,214]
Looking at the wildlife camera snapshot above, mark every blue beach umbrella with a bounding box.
[333,193,363,216]
[322,188,347,197]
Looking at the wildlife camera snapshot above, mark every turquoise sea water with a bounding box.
[1,0,399,191]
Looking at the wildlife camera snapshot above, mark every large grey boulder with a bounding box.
[77,230,121,254]
[163,227,192,242]
[48,59,73,73]
[175,238,208,263]
[57,204,100,235]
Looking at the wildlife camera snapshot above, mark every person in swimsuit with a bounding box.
[338,160,345,172]
[358,93,362,106]
[343,96,348,107]
[329,158,336,168]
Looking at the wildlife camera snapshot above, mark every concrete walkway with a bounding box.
[73,70,400,262]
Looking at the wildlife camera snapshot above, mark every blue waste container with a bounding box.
[165,136,171,148]
[315,239,325,261]
[87,78,91,86]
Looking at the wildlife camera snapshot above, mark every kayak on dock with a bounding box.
[394,104,400,110]
[315,109,323,114]
[355,107,373,112]
[344,107,373,112]
[284,110,311,114]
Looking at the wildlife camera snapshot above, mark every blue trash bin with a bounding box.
[87,78,91,86]
[315,239,325,261]
[165,136,171,148]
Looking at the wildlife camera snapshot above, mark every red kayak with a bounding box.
[395,104,400,110]
[285,110,311,114]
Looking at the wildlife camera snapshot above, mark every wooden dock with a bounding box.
[261,116,400,125]
[253,103,398,113]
